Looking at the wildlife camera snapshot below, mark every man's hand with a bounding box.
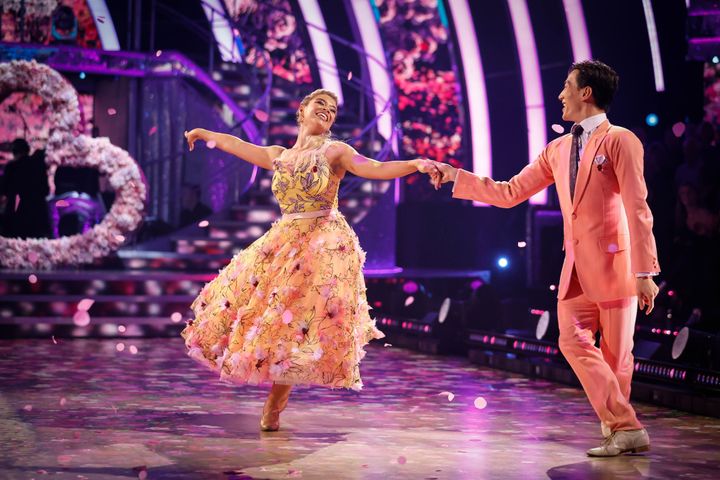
[428,162,458,190]
[636,277,659,314]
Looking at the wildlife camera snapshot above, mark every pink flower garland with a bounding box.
[0,60,146,270]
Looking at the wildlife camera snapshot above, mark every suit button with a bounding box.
[573,239,579,245]
[572,213,577,220]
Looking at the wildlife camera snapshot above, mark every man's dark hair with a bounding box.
[569,60,619,112]
[11,138,30,157]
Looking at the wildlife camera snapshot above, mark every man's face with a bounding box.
[558,69,584,123]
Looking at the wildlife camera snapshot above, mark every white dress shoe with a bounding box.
[586,428,650,457]
[601,421,612,439]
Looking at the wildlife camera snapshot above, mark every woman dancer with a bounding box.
[182,89,438,431]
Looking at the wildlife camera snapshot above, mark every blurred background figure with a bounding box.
[179,184,212,226]
[0,138,51,238]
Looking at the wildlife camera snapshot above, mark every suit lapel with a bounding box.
[572,120,611,209]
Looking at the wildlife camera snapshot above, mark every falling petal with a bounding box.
[397,456,407,465]
[170,312,183,323]
[77,298,95,311]
[73,311,91,327]
[474,396,488,409]
[404,296,415,307]
[107,108,117,116]
[254,109,269,122]
[347,71,353,81]
[118,325,127,333]
[148,125,158,136]
[59,397,67,406]
[282,310,293,324]
[198,220,209,228]
[115,234,126,242]
[206,140,217,149]
[23,404,32,411]
[155,50,162,57]
[129,345,139,355]
[438,391,455,402]
[28,274,38,284]
[96,16,105,23]
[672,122,686,138]
[138,470,148,480]
[383,343,392,347]
[116,343,125,352]
[51,335,57,344]
[551,124,565,134]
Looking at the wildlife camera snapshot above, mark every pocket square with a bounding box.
[594,155,607,171]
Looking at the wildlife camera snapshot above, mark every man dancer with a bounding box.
[431,60,659,456]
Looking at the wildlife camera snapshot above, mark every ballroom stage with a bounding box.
[0,339,718,479]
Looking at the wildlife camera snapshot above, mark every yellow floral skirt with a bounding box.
[181,211,384,390]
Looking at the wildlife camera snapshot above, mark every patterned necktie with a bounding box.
[568,124,584,201]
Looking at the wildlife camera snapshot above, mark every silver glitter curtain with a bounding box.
[137,78,254,226]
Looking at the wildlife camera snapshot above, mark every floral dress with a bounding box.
[182,139,384,390]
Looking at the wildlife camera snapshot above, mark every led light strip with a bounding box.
[87,0,120,50]
[299,0,344,105]
[507,0,547,204]
[447,0,492,205]
[562,0,592,62]
[641,0,665,92]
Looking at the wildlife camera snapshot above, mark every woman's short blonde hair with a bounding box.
[296,88,339,125]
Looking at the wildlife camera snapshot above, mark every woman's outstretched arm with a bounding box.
[331,142,438,180]
[185,128,284,170]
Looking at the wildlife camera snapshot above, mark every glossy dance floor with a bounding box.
[1,339,718,479]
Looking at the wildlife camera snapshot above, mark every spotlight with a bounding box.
[713,56,719,64]
[79,72,86,79]
[497,257,509,269]
[645,113,659,127]
[438,297,451,324]
[672,326,720,370]
[534,310,552,340]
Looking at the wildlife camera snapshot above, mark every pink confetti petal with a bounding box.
[473,396,488,409]
[347,71,353,81]
[198,220,209,228]
[438,391,455,402]
[107,108,117,116]
[28,274,38,284]
[383,343,392,347]
[170,312,183,323]
[155,50,163,57]
[404,296,415,307]
[551,124,565,134]
[206,140,217,149]
[116,343,125,352]
[96,16,105,23]
[59,397,67,406]
[254,109,269,122]
[118,325,127,333]
[282,310,293,324]
[672,122,686,138]
[23,404,32,411]
[397,456,407,465]
[115,234,126,242]
[138,470,148,480]
[77,298,95,311]
[73,310,91,327]
[148,125,158,136]
[51,335,57,344]
[129,345,139,355]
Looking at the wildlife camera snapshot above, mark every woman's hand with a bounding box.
[184,128,207,151]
